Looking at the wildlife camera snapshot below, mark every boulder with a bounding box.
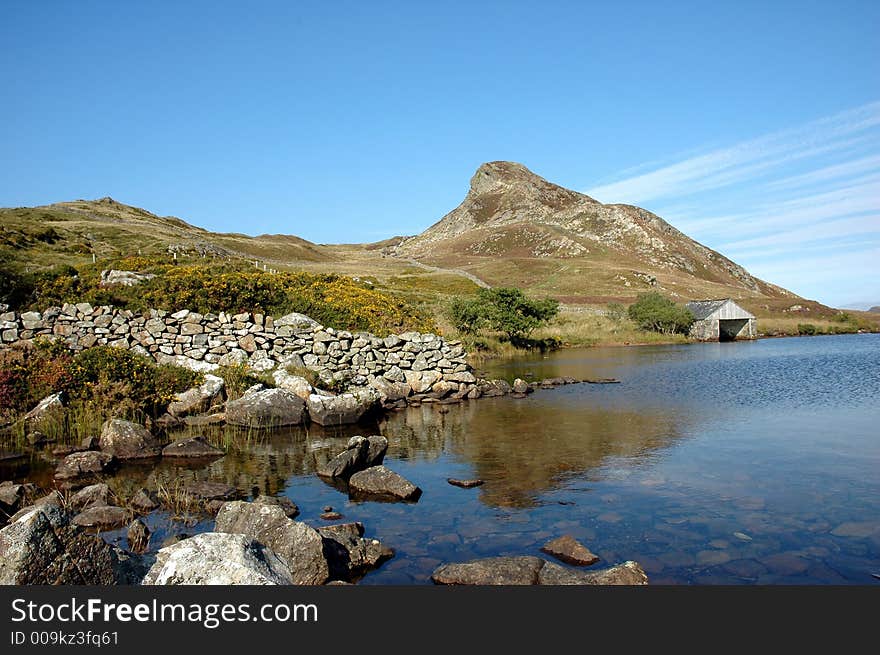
[274,312,320,329]
[540,535,600,566]
[348,465,422,502]
[225,388,308,428]
[130,488,160,513]
[167,374,226,417]
[512,378,532,394]
[215,501,328,585]
[272,369,314,401]
[318,522,394,581]
[404,370,442,394]
[100,269,156,287]
[537,560,649,585]
[431,556,648,585]
[70,483,113,510]
[432,556,545,585]
[23,393,65,432]
[142,532,294,585]
[162,436,225,459]
[478,379,511,397]
[317,435,387,480]
[71,505,132,529]
[369,376,411,402]
[55,451,116,480]
[127,519,150,554]
[253,494,300,519]
[306,389,379,426]
[0,506,135,584]
[99,419,161,459]
[0,482,37,521]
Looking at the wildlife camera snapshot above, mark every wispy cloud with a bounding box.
[584,101,880,305]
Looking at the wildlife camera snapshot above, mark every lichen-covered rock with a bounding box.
[99,419,161,459]
[55,451,116,480]
[431,556,648,585]
[0,506,135,584]
[272,369,314,401]
[540,535,600,566]
[306,389,379,426]
[252,494,300,519]
[317,435,387,480]
[142,532,294,585]
[348,465,421,502]
[167,374,225,417]
[130,488,160,513]
[70,483,113,510]
[23,393,65,433]
[71,505,132,529]
[162,435,225,458]
[215,501,328,585]
[318,522,394,581]
[225,388,308,428]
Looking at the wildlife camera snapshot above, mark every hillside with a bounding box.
[393,161,797,312]
[0,197,331,267]
[4,169,877,340]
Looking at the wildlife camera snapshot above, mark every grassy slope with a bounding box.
[3,198,877,346]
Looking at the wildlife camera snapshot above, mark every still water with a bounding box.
[9,334,880,584]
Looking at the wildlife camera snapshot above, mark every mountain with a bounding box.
[394,161,796,306]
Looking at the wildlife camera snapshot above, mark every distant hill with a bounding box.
[870,306,880,313]
[393,161,798,309]
[0,197,331,268]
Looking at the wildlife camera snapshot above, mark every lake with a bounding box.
[6,333,879,584]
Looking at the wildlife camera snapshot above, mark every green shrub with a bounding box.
[448,296,486,334]
[627,292,694,334]
[69,347,201,417]
[797,323,818,335]
[446,287,559,340]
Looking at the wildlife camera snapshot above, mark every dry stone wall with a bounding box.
[0,304,476,394]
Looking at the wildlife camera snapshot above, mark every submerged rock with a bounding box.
[55,451,116,480]
[71,505,132,529]
[142,532,294,585]
[348,465,422,502]
[431,556,648,585]
[161,435,225,458]
[225,388,308,428]
[447,478,484,489]
[215,500,328,585]
[183,481,241,502]
[99,419,161,459]
[540,535,600,566]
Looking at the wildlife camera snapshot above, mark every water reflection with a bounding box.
[380,398,690,508]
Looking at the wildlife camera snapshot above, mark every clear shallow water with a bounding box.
[6,334,879,584]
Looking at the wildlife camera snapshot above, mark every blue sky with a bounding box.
[1,1,877,307]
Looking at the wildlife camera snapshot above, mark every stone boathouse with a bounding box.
[686,299,756,341]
